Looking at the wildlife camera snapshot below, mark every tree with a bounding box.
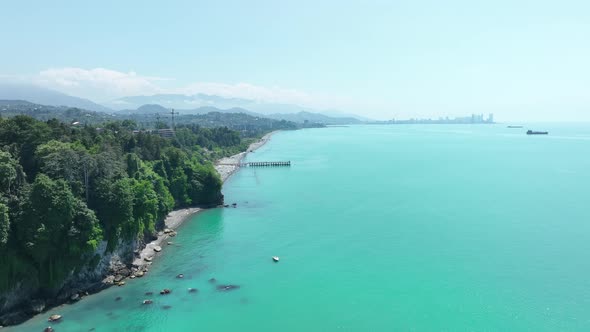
[0,150,25,196]
[36,140,81,184]
[131,179,159,235]
[0,203,9,247]
[16,175,76,286]
[94,178,134,248]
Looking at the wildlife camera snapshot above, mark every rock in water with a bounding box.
[176,274,184,279]
[216,285,240,291]
[44,327,54,332]
[160,289,171,295]
[142,299,153,305]
[188,288,198,293]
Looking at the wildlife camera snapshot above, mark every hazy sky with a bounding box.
[1,0,589,121]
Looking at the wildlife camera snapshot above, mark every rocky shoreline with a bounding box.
[123,131,276,282]
[215,131,276,182]
[0,131,277,327]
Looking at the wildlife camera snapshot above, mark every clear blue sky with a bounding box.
[1,0,590,121]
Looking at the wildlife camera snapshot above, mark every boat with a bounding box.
[48,314,62,322]
[272,256,280,262]
[526,130,548,135]
[507,125,523,128]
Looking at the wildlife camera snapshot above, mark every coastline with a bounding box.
[120,131,278,278]
[0,131,278,327]
[215,131,277,182]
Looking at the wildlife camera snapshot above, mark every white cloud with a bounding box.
[179,82,314,105]
[30,67,340,110]
[34,67,167,101]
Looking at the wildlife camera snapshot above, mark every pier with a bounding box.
[217,161,291,167]
[242,161,291,167]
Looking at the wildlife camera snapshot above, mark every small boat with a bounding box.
[507,125,523,128]
[272,256,280,262]
[526,130,548,135]
[48,314,62,322]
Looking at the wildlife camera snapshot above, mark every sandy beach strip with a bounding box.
[130,131,277,272]
[215,131,277,182]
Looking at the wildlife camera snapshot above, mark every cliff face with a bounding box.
[0,239,138,326]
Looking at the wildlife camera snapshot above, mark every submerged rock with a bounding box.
[216,285,240,291]
[176,274,184,279]
[160,289,171,295]
[115,296,122,302]
[142,299,153,305]
[162,305,172,310]
[145,291,154,296]
[188,288,198,293]
[208,278,217,283]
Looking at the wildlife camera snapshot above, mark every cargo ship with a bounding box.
[526,130,548,135]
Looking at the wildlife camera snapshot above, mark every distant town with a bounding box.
[374,113,495,125]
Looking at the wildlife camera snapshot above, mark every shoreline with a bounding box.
[0,131,279,327]
[215,131,277,182]
[115,131,278,279]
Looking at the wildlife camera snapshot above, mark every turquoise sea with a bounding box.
[10,124,590,331]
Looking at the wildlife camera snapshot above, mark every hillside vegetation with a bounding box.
[0,115,248,298]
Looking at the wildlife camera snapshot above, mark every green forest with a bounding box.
[0,115,249,294]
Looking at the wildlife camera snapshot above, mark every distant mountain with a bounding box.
[0,99,114,124]
[106,94,253,112]
[0,83,113,113]
[118,104,260,117]
[123,104,358,125]
[265,111,362,125]
[106,93,370,121]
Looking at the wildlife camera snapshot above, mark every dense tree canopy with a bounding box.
[0,115,239,294]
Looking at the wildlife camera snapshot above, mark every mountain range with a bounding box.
[0,83,112,113]
[0,84,369,124]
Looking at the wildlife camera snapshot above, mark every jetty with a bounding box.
[217,161,291,167]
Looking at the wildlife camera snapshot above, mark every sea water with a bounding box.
[10,124,590,331]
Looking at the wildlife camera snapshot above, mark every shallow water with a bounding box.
[10,124,590,331]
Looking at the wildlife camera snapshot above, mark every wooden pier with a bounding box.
[217,161,291,167]
[242,161,291,167]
